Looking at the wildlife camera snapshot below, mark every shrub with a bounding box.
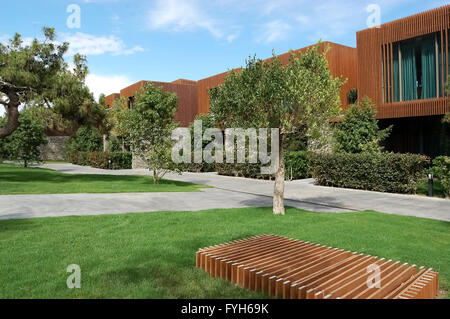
[2,112,48,167]
[431,156,450,198]
[333,97,391,154]
[215,151,309,180]
[68,151,90,166]
[109,152,132,170]
[285,151,310,180]
[65,125,102,155]
[309,152,429,194]
[89,151,110,169]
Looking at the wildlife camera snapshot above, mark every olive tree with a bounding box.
[211,42,343,215]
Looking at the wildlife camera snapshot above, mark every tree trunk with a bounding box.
[0,92,20,139]
[153,169,158,184]
[273,135,285,215]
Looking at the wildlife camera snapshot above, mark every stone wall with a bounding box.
[39,136,70,161]
[132,154,148,169]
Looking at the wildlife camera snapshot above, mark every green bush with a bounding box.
[67,151,132,170]
[309,152,429,194]
[215,151,309,180]
[431,156,450,198]
[89,151,110,169]
[68,151,90,166]
[109,152,132,170]
[285,151,309,180]
[333,97,391,154]
[0,112,47,167]
[65,125,102,156]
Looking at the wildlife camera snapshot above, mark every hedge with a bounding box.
[215,151,310,180]
[68,151,132,170]
[309,152,429,194]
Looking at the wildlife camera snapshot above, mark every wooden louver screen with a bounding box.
[196,235,439,299]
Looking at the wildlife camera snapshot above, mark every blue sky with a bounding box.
[0,0,448,100]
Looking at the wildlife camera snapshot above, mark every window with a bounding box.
[386,31,448,103]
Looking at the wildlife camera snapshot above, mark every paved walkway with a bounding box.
[0,163,449,221]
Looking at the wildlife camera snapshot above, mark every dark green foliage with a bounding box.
[109,152,132,170]
[285,151,310,180]
[0,112,47,167]
[333,97,391,154]
[347,88,358,105]
[182,114,217,173]
[431,156,450,197]
[68,151,132,170]
[65,125,102,155]
[0,29,99,138]
[309,152,429,194]
[67,151,90,166]
[215,151,309,180]
[126,83,180,183]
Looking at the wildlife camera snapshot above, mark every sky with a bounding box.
[0,0,449,102]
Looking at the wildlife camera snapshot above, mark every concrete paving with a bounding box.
[0,163,449,221]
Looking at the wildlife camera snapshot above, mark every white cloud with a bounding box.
[258,20,291,43]
[1,32,144,57]
[227,33,238,43]
[148,0,223,38]
[85,74,132,101]
[61,32,144,56]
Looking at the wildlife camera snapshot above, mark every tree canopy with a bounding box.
[0,27,100,138]
[210,42,343,214]
[126,83,180,184]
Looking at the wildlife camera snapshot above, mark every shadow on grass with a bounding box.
[0,164,203,188]
[0,218,36,233]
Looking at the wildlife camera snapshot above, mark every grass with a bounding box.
[417,178,446,198]
[0,164,208,194]
[0,207,448,298]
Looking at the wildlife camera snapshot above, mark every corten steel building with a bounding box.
[106,79,198,127]
[106,5,450,158]
[106,41,357,126]
[357,5,450,157]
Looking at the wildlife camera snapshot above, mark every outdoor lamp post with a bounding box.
[428,173,434,197]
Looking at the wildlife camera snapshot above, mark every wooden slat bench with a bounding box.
[196,234,439,299]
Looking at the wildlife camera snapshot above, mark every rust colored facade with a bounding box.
[105,93,120,107]
[357,5,450,119]
[197,41,358,115]
[107,80,198,127]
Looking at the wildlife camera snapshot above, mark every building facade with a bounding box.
[357,5,450,156]
[106,5,450,158]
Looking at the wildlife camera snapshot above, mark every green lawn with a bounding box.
[0,164,208,194]
[0,207,448,298]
